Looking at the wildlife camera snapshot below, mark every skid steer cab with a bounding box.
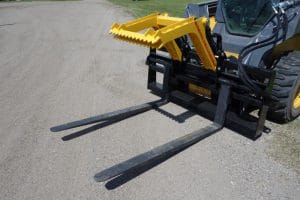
[51,0,300,183]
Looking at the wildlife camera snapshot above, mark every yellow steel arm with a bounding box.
[110,13,217,71]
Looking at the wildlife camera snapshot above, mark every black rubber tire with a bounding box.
[267,51,300,123]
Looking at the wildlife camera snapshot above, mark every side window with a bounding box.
[222,0,274,36]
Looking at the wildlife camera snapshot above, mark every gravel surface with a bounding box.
[0,1,299,199]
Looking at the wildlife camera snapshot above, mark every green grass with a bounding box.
[108,0,206,17]
[0,0,78,2]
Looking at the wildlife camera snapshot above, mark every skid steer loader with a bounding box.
[51,0,300,183]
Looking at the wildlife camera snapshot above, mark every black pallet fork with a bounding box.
[94,81,231,182]
[51,79,236,182]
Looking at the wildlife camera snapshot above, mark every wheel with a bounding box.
[268,51,300,123]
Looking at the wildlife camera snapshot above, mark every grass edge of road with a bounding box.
[107,0,205,17]
[0,0,79,3]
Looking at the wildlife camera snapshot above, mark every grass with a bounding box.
[108,0,206,17]
[0,0,78,2]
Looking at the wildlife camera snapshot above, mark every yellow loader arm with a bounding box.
[110,13,217,71]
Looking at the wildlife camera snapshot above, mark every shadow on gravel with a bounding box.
[154,108,195,123]
[61,117,126,141]
[0,23,15,27]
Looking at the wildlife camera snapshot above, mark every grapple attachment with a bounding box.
[110,13,217,71]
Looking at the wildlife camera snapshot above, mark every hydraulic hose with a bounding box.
[237,11,289,96]
[237,0,299,97]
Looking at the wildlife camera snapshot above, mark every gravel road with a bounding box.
[0,1,299,199]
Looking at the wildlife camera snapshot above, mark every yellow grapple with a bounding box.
[110,13,217,71]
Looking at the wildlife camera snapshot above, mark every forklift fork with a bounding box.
[50,98,169,133]
[51,80,232,182]
[94,80,231,182]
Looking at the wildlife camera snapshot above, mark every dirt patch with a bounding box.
[266,119,300,173]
